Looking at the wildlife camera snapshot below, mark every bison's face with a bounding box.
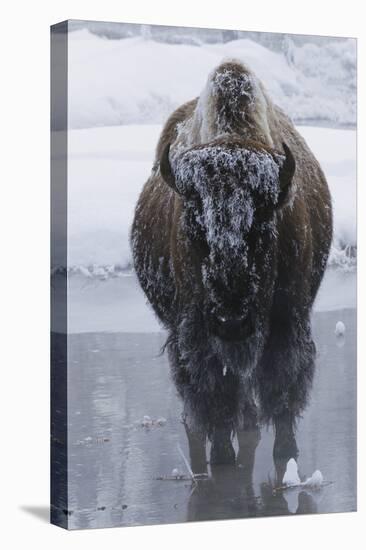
[160,138,295,342]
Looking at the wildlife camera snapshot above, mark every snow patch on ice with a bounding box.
[335,321,346,336]
[282,458,301,487]
[303,470,324,488]
[282,459,325,489]
[136,415,167,428]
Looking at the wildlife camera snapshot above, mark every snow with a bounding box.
[68,30,356,129]
[67,125,157,269]
[335,321,346,336]
[156,417,167,426]
[66,124,356,275]
[282,459,325,490]
[137,415,167,428]
[174,143,281,252]
[282,458,301,487]
[303,470,324,488]
[299,126,356,270]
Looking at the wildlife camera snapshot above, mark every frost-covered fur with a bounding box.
[183,61,274,147]
[131,60,333,465]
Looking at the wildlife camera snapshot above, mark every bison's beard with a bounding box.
[212,326,267,380]
[169,302,268,377]
[167,306,268,434]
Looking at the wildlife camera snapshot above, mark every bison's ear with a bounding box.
[160,143,181,194]
[277,142,295,208]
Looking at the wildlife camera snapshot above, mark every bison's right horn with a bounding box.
[160,143,180,194]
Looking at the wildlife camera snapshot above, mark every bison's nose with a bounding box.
[216,314,245,331]
[212,313,251,341]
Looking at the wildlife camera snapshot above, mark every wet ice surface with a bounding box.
[63,301,356,529]
[65,268,356,334]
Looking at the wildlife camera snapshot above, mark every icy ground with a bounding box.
[56,308,356,528]
[66,124,356,273]
[68,30,356,129]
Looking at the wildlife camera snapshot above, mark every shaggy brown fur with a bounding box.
[131,60,332,467]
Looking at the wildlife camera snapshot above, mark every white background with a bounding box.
[1,0,363,548]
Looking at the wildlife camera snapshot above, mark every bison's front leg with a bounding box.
[236,398,261,471]
[210,425,236,465]
[210,392,259,466]
[182,411,236,469]
[257,312,316,480]
[272,412,299,484]
[168,319,238,466]
[181,413,208,475]
[168,329,209,473]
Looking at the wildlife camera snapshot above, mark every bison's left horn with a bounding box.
[277,142,296,207]
[160,143,180,194]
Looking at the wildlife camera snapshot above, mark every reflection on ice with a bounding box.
[50,305,357,529]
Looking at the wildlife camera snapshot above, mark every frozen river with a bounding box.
[51,272,357,529]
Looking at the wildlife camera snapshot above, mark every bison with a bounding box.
[131,60,332,473]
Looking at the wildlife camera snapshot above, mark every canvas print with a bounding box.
[51,20,357,529]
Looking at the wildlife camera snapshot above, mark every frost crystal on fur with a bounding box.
[173,60,274,149]
[173,144,281,251]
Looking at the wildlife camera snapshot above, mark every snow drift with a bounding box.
[68,30,356,130]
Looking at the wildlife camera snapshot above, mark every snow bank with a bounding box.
[68,30,356,130]
[300,126,356,270]
[67,125,158,269]
[65,124,356,275]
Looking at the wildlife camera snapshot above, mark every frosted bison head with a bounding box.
[160,137,295,342]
